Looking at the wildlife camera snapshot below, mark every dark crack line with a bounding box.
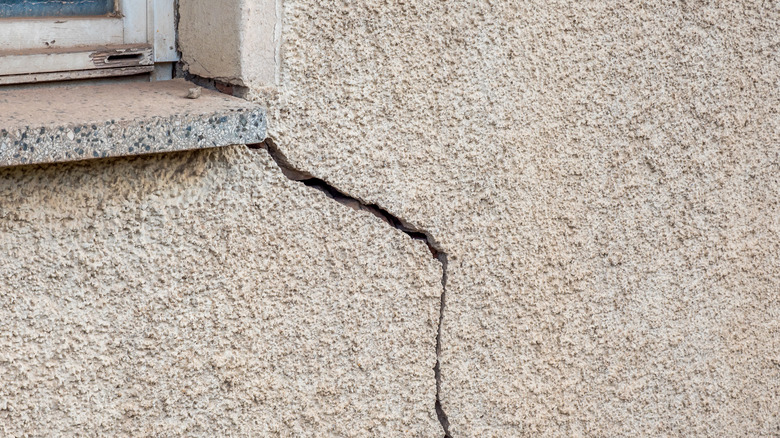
[434,253,452,438]
[247,140,452,438]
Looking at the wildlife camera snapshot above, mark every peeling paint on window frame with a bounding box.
[0,0,178,85]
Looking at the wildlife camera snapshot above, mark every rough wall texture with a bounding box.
[2,0,779,436]
[0,147,442,437]
[261,0,780,436]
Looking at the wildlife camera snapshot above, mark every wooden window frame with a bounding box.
[0,0,178,85]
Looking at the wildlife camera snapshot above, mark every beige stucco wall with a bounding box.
[260,0,780,436]
[0,147,441,437]
[2,0,779,437]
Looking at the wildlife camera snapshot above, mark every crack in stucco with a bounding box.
[247,140,452,438]
[434,253,452,438]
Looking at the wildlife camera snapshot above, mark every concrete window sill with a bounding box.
[0,79,266,167]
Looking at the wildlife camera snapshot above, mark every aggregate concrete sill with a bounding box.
[0,79,266,167]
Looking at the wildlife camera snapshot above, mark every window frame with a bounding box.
[0,0,178,85]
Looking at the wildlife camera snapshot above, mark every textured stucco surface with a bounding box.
[261,0,780,436]
[0,146,442,437]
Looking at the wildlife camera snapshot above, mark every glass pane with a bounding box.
[0,0,115,18]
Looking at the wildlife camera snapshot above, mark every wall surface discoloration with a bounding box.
[261,0,780,436]
[0,147,442,437]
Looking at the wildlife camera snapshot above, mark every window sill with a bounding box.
[0,78,266,167]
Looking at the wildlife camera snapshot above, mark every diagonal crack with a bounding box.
[247,140,452,438]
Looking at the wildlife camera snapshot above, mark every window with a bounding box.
[0,0,268,168]
[0,0,178,85]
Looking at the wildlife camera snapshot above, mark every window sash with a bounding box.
[0,17,125,53]
[0,0,116,18]
[0,0,175,82]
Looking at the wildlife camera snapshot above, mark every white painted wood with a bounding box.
[0,0,150,52]
[0,45,152,77]
[152,0,178,62]
[150,62,174,81]
[1,52,95,76]
[121,0,148,44]
[0,0,176,86]
[0,66,153,85]
[0,17,124,52]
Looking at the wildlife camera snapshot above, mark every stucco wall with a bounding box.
[261,0,780,436]
[0,147,442,437]
[1,0,779,437]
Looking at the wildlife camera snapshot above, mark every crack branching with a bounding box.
[247,140,452,437]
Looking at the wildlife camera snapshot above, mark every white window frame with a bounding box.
[0,0,178,85]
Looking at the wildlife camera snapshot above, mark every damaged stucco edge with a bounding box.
[250,139,452,438]
[177,0,280,89]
